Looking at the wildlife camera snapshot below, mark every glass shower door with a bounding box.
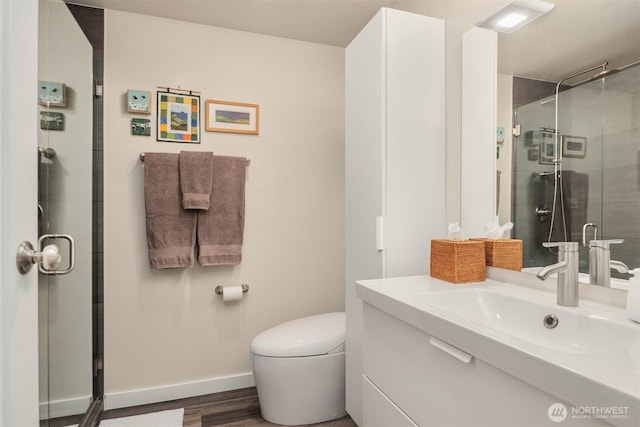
[38,0,95,424]
[513,64,640,272]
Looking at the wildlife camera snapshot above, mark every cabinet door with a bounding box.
[345,9,385,425]
[385,8,445,279]
[363,375,417,427]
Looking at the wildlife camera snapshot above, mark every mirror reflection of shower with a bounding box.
[513,61,640,275]
[547,63,611,250]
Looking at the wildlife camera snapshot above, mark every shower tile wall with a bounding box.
[602,67,640,270]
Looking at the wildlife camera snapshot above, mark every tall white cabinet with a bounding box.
[345,8,445,425]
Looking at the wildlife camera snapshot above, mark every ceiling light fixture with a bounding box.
[476,0,555,33]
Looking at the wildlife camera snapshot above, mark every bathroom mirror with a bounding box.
[486,1,640,277]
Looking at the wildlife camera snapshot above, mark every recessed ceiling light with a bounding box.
[496,13,528,29]
[476,0,555,33]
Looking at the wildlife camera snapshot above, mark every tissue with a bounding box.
[484,220,513,240]
[447,223,468,241]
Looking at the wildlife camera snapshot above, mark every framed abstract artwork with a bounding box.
[127,89,151,114]
[205,99,259,135]
[157,91,200,143]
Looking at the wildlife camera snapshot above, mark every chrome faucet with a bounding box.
[536,242,579,307]
[588,239,629,287]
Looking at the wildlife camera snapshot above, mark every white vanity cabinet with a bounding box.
[362,302,609,427]
[345,7,445,424]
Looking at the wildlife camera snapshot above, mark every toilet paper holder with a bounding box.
[215,284,249,295]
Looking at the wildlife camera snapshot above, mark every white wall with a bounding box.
[103,10,345,407]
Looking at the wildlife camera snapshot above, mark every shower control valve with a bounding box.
[535,204,552,222]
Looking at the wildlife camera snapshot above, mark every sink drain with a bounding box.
[543,314,558,329]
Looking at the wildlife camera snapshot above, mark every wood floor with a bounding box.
[99,387,356,427]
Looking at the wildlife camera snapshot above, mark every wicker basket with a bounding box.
[472,238,522,271]
[430,239,486,283]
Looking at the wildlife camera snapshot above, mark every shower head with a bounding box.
[571,67,620,86]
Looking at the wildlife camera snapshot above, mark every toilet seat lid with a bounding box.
[251,312,345,357]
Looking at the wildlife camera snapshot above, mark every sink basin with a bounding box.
[416,288,640,355]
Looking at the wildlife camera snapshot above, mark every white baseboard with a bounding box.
[40,395,93,420]
[105,372,256,410]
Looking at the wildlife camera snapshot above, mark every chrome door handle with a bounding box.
[16,234,75,275]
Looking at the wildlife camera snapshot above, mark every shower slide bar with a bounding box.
[138,152,250,166]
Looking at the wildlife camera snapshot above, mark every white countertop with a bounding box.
[356,273,640,424]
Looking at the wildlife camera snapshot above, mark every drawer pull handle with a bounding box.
[429,337,473,364]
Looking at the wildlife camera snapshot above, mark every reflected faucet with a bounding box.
[588,239,629,287]
[536,242,579,307]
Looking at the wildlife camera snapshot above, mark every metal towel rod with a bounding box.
[139,152,250,166]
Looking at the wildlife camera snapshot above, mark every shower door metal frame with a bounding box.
[65,3,105,426]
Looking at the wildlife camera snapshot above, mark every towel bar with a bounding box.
[139,152,250,166]
[215,284,249,295]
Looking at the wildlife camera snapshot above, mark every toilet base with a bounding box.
[252,352,346,425]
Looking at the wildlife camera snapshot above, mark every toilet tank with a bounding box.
[251,312,345,357]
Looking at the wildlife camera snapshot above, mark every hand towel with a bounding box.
[198,155,247,266]
[144,153,197,269]
[179,151,214,210]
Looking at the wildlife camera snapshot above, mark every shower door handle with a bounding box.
[16,234,75,275]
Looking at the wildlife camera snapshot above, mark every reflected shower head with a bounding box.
[593,68,617,78]
[572,67,620,86]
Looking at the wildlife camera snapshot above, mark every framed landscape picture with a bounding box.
[205,99,259,135]
[562,135,587,158]
[157,92,200,143]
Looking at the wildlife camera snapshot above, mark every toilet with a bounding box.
[251,312,346,425]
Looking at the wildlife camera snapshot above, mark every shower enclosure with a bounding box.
[38,0,103,425]
[512,63,640,275]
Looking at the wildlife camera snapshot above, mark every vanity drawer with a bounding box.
[363,375,417,427]
[362,303,599,426]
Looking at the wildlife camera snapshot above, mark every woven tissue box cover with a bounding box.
[430,239,486,284]
[473,238,523,271]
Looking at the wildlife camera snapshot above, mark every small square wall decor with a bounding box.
[40,112,64,131]
[38,81,66,107]
[157,92,200,143]
[205,99,259,135]
[127,90,152,114]
[131,118,151,136]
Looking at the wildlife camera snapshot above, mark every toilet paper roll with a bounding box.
[222,285,244,302]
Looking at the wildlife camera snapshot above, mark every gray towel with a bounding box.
[562,171,589,242]
[198,155,247,266]
[179,151,214,210]
[144,153,197,269]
